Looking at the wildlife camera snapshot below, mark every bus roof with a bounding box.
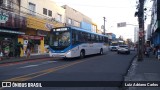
[52,26,108,37]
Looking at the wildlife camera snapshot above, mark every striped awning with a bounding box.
[0,29,25,35]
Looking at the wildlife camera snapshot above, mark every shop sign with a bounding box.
[19,35,43,40]
[0,9,26,28]
[37,30,48,36]
[24,40,28,45]
[0,12,9,23]
[139,31,144,37]
[34,36,43,40]
[45,23,54,30]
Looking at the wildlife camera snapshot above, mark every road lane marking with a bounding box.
[19,65,39,68]
[18,61,58,69]
[3,60,86,81]
[0,57,55,67]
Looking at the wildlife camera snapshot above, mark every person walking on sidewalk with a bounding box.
[153,47,156,55]
[15,42,23,57]
[26,42,31,59]
[157,46,160,60]
[145,44,151,58]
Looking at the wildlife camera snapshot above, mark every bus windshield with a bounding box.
[49,31,71,50]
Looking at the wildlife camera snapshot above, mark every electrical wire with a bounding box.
[55,2,136,8]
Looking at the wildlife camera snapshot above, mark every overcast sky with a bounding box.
[52,0,152,41]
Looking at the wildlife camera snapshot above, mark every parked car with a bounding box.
[117,45,130,54]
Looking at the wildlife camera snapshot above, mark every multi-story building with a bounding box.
[62,5,93,31]
[91,22,98,33]
[96,29,103,34]
[134,27,139,43]
[150,0,160,46]
[106,33,116,40]
[0,0,26,57]
[19,0,65,56]
[145,24,151,41]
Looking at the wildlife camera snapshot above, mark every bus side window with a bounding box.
[79,32,85,43]
[96,35,99,42]
[75,31,79,44]
[75,32,79,42]
[84,33,88,42]
[72,31,80,44]
[72,31,75,44]
[87,34,91,42]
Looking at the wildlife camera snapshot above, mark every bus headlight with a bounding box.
[66,50,71,53]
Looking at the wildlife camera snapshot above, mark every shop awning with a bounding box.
[0,29,25,34]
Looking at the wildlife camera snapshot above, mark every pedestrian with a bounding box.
[15,42,23,57]
[26,42,31,59]
[0,49,3,60]
[145,44,151,57]
[153,47,156,55]
[155,45,159,58]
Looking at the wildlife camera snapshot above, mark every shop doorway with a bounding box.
[29,40,40,54]
[0,38,16,57]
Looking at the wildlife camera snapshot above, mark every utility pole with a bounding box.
[103,17,106,35]
[137,0,145,61]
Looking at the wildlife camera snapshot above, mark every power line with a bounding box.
[55,2,136,8]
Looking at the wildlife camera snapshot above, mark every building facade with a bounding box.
[62,5,92,31]
[134,27,139,43]
[150,0,160,47]
[145,24,151,41]
[0,0,26,58]
[19,0,65,56]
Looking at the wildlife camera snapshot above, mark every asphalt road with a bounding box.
[0,51,136,90]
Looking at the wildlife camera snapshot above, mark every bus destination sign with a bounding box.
[53,28,68,31]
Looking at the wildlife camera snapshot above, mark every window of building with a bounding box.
[155,3,157,13]
[29,2,36,15]
[43,8,47,15]
[48,10,52,17]
[0,0,3,6]
[57,14,62,22]
[74,20,80,27]
[68,18,72,25]
[2,0,12,9]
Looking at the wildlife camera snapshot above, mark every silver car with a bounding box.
[117,45,130,54]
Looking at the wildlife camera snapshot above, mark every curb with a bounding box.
[120,53,137,90]
[0,56,54,64]
[125,54,137,76]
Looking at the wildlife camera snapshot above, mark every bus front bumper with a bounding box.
[49,51,71,58]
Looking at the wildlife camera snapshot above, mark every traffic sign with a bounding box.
[139,31,144,37]
[117,22,126,27]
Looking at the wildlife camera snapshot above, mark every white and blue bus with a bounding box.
[49,26,108,58]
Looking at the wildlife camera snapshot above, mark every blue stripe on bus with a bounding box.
[49,43,81,53]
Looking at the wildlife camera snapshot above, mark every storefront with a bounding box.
[0,8,26,58]
[24,15,64,55]
[0,29,25,58]
[18,35,44,56]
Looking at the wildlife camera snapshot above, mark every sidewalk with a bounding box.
[0,53,51,64]
[124,53,160,90]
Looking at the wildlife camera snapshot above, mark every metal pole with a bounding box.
[137,0,145,61]
[103,17,106,35]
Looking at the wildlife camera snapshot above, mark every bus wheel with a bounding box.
[100,49,103,55]
[80,50,85,59]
